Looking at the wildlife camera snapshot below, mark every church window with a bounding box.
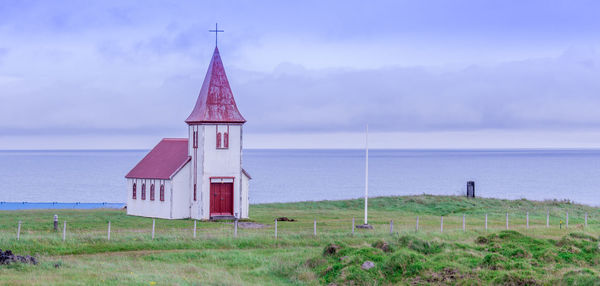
[193,131,198,148]
[160,184,165,201]
[141,183,146,200]
[132,183,137,199]
[150,184,155,201]
[216,126,229,149]
[193,184,197,201]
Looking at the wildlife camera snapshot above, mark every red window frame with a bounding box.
[150,183,155,201]
[141,183,146,200]
[193,184,197,201]
[224,132,229,148]
[216,132,222,148]
[160,184,165,201]
[132,183,137,199]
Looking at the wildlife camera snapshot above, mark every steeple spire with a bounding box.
[185,47,245,124]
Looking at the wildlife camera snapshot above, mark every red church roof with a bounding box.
[126,138,190,180]
[185,47,246,124]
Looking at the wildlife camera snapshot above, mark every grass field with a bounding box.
[0,195,598,285]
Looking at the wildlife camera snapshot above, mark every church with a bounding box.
[125,43,251,220]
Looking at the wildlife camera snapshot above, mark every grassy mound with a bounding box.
[309,231,600,285]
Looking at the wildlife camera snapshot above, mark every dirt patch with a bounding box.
[323,244,341,256]
[276,217,296,222]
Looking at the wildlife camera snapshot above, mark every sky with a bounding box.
[1,0,600,149]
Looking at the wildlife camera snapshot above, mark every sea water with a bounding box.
[0,149,599,208]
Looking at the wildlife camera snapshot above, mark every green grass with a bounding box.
[0,195,598,285]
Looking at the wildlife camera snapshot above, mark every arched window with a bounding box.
[141,183,146,200]
[132,183,137,199]
[224,132,229,148]
[193,184,197,201]
[150,184,155,201]
[160,184,165,201]
[216,132,222,148]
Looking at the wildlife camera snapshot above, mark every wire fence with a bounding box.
[4,211,599,243]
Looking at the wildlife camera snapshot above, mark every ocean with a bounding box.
[0,149,599,208]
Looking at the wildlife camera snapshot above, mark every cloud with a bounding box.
[2,0,600,149]
[234,49,600,133]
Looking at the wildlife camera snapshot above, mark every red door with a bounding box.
[210,182,233,216]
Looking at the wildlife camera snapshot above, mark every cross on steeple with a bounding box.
[209,23,224,47]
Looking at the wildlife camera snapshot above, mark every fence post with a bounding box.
[485,213,488,231]
[390,220,394,234]
[416,216,419,232]
[546,210,549,228]
[275,219,278,239]
[526,212,529,229]
[585,212,588,228]
[234,218,238,238]
[152,219,155,240]
[313,220,317,237]
[506,212,509,230]
[440,216,444,233]
[462,214,466,232]
[566,211,569,229]
[17,221,21,240]
[53,215,58,232]
[193,220,197,238]
[107,221,111,241]
[352,217,355,236]
[62,221,66,241]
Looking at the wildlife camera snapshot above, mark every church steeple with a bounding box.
[185,47,246,124]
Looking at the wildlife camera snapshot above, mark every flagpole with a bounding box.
[364,124,369,225]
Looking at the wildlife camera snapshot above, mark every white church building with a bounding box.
[125,45,251,220]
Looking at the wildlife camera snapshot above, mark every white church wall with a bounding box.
[241,171,250,219]
[171,161,191,219]
[199,124,243,219]
[189,125,205,220]
[126,178,172,219]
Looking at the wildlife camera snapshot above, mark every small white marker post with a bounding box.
[462,215,466,232]
[416,216,419,232]
[274,219,278,239]
[193,220,197,238]
[234,219,238,238]
[107,221,111,241]
[440,216,444,233]
[390,220,394,234]
[506,212,509,230]
[313,220,317,237]
[546,210,550,228]
[62,221,67,242]
[526,212,529,229]
[17,221,21,240]
[566,211,569,229]
[485,214,488,231]
[352,217,355,235]
[152,219,155,240]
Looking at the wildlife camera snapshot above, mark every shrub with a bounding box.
[382,250,425,279]
[481,253,506,270]
[398,236,444,255]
